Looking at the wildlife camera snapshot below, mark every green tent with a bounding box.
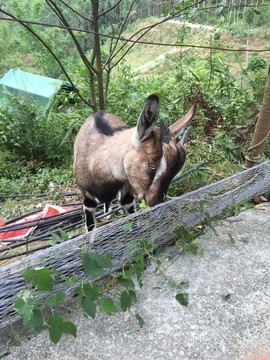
[0,69,66,109]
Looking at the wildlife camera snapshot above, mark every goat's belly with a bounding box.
[88,180,125,204]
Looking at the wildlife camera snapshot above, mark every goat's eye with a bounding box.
[148,161,157,171]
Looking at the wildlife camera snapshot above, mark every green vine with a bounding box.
[12,216,208,345]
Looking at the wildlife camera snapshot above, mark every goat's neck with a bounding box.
[103,128,134,180]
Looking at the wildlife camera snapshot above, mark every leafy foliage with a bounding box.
[12,214,205,344]
[175,292,189,306]
[47,313,77,344]
[22,267,55,291]
[82,251,112,279]
[13,245,147,343]
[247,55,268,72]
[1,9,269,196]
[0,98,82,167]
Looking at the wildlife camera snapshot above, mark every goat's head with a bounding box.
[123,94,196,206]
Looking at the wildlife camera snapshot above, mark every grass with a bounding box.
[0,167,78,222]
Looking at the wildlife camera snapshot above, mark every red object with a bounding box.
[0,204,81,247]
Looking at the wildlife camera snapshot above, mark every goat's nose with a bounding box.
[144,194,155,207]
[145,192,164,207]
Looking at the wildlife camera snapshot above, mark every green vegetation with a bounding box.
[13,222,204,344]
[0,0,270,344]
[0,1,269,219]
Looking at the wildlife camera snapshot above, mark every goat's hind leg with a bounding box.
[83,192,97,231]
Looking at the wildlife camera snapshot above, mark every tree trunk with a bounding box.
[244,66,270,168]
[91,0,105,111]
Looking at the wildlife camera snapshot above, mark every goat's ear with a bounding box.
[169,104,196,139]
[135,94,159,142]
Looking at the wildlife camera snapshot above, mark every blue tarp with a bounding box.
[0,69,65,109]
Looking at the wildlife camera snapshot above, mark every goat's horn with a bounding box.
[179,126,192,146]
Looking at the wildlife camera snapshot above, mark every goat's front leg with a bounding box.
[104,202,114,220]
[120,191,135,214]
[83,192,97,231]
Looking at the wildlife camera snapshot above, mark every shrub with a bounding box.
[0,97,81,168]
[247,55,268,72]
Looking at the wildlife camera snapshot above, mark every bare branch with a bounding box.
[103,0,137,71]
[45,0,96,75]
[98,0,122,18]
[91,0,105,109]
[1,0,269,112]
[56,0,93,22]
[0,15,269,54]
[0,8,93,108]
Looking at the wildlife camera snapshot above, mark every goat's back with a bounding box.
[73,112,131,200]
